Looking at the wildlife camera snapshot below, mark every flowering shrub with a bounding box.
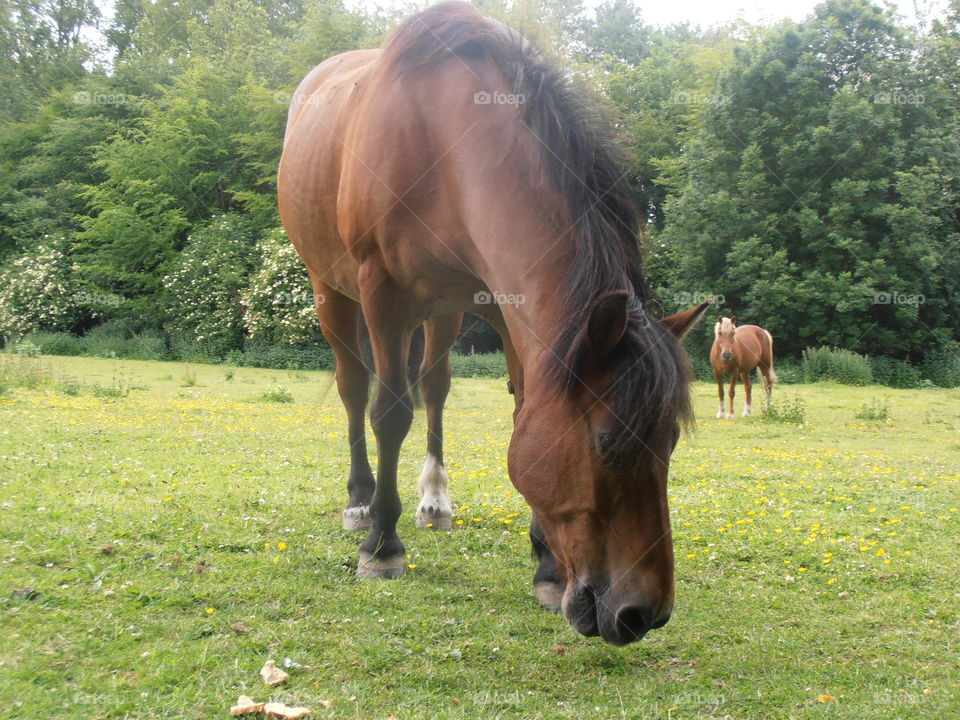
[241,227,323,345]
[162,214,256,355]
[0,237,79,341]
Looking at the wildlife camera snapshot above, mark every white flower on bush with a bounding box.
[0,238,78,340]
[241,227,322,345]
[162,214,256,351]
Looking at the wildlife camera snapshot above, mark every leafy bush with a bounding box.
[162,214,257,356]
[869,356,922,389]
[855,397,891,421]
[449,351,507,379]
[802,347,873,385]
[82,321,134,359]
[761,394,806,424]
[0,237,78,340]
[771,357,802,384]
[12,340,41,357]
[235,339,334,370]
[920,345,960,388]
[241,227,323,346]
[685,350,713,382]
[22,332,84,356]
[259,386,294,403]
[126,331,170,361]
[167,329,228,363]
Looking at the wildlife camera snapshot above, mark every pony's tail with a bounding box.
[765,330,779,385]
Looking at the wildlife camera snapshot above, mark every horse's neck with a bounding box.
[484,258,571,378]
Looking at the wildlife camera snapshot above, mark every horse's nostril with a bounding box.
[614,605,652,644]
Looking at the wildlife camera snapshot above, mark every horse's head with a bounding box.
[509,296,708,645]
[715,316,737,362]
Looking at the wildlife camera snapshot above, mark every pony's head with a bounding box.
[509,298,709,645]
[714,316,738,362]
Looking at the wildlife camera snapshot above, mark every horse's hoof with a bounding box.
[416,512,453,530]
[534,581,564,612]
[343,505,372,531]
[357,550,405,579]
[716,411,724,419]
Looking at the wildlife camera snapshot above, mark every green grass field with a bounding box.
[1,355,958,719]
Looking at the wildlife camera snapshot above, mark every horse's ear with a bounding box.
[730,315,737,326]
[663,300,712,340]
[587,290,629,357]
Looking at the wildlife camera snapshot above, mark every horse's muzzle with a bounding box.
[563,581,668,645]
[721,351,733,361]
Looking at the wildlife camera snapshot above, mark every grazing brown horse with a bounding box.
[278,2,708,645]
[710,317,778,419]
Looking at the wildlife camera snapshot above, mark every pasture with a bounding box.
[1,355,958,719]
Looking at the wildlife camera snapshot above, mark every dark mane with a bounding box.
[382,2,691,459]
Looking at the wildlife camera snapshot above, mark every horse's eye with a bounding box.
[595,433,612,454]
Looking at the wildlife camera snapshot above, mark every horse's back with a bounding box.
[735,325,771,367]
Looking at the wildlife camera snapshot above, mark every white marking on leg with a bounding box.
[343,505,371,531]
[742,403,751,417]
[416,453,453,530]
[716,403,725,419]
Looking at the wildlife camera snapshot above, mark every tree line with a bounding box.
[1,0,958,381]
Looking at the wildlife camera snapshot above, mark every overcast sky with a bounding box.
[344,0,952,29]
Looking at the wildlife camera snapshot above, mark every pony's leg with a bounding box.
[742,371,753,417]
[531,512,565,611]
[726,374,737,420]
[356,268,414,578]
[314,281,375,531]
[715,372,726,419]
[416,313,463,530]
[760,364,774,404]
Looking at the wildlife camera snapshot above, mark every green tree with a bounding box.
[661,0,959,360]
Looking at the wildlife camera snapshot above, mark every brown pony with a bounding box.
[278,2,708,645]
[710,317,778,419]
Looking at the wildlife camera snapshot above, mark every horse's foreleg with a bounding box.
[531,513,565,612]
[314,281,375,531]
[415,313,462,530]
[488,311,524,419]
[357,269,414,578]
[715,373,726,419]
[726,373,737,420]
[742,371,753,417]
